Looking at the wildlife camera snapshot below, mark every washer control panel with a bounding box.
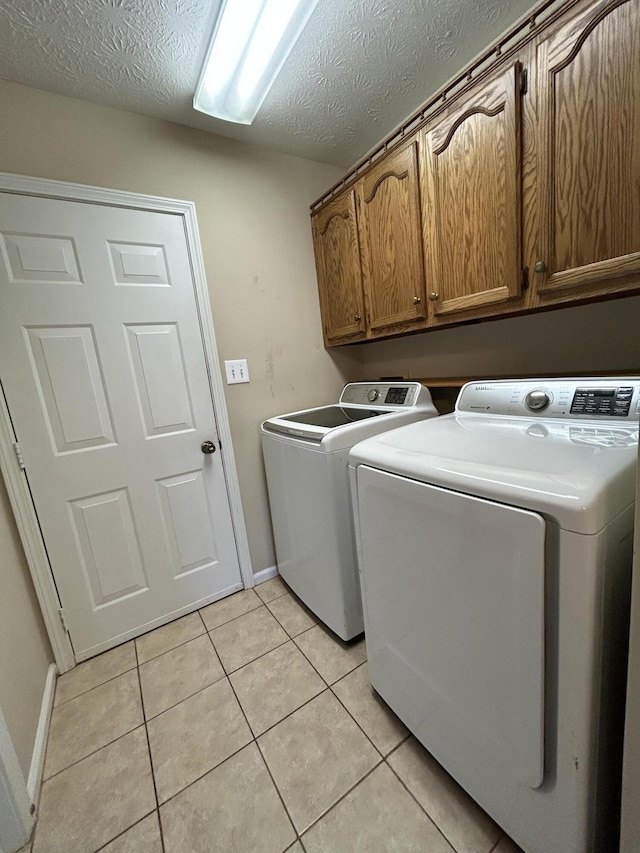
[457,379,640,420]
[340,382,427,408]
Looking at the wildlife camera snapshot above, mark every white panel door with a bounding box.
[0,193,243,659]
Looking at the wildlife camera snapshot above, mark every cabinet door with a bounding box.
[312,189,365,345]
[535,0,640,297]
[422,63,523,320]
[357,141,427,335]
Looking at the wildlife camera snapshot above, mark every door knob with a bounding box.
[429,292,439,301]
[534,261,547,273]
[355,314,361,322]
[413,296,421,305]
[201,440,217,454]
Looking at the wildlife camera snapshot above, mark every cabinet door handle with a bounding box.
[534,261,547,273]
[429,292,439,301]
[413,296,421,305]
[355,314,361,322]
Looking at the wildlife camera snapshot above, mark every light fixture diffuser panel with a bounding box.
[194,0,320,125]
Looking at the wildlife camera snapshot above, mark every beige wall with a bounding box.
[0,476,52,779]
[358,296,640,381]
[0,78,362,578]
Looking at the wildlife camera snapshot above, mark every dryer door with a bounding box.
[356,466,545,790]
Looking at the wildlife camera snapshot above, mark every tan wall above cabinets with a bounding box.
[310,0,640,347]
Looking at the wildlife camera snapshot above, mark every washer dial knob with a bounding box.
[367,388,380,402]
[525,389,550,412]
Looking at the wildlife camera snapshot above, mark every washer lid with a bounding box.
[261,382,438,448]
[349,414,639,534]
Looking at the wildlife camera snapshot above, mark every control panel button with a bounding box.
[524,389,551,411]
[367,388,380,402]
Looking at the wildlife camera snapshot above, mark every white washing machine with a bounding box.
[349,378,640,853]
[261,382,438,640]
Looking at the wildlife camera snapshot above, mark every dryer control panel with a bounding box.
[570,386,634,417]
[457,379,640,421]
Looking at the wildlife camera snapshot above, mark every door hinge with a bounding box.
[58,607,69,633]
[13,442,25,470]
[520,68,528,95]
[521,266,530,290]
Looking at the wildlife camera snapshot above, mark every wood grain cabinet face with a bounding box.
[311,189,365,345]
[356,141,427,335]
[535,0,640,297]
[421,63,524,321]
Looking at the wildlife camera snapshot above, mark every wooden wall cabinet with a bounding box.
[311,189,365,345]
[356,139,427,336]
[310,0,640,347]
[534,0,640,300]
[421,63,525,323]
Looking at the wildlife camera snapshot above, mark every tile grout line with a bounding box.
[212,632,292,678]
[136,627,207,666]
[243,684,330,740]
[229,679,300,850]
[291,632,366,693]
[134,638,167,853]
[214,604,393,846]
[254,580,290,606]
[328,670,407,761]
[202,600,264,633]
[298,758,385,841]
[93,811,158,852]
[142,662,227,722]
[263,601,318,643]
[44,656,163,849]
[152,724,253,809]
[137,590,274,664]
[54,660,138,708]
[203,629,301,846]
[41,721,148,785]
[383,754,458,852]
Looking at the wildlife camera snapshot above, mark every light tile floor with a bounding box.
[24,577,526,853]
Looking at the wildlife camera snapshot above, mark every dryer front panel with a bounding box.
[357,465,546,790]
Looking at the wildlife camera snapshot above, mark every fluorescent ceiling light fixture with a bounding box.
[194,0,320,125]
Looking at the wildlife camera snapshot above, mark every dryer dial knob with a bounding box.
[525,390,550,412]
[367,389,380,402]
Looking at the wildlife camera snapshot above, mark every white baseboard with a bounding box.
[253,565,279,585]
[27,664,57,808]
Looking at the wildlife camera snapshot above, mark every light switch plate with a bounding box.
[224,359,250,384]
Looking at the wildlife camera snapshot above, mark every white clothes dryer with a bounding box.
[349,378,640,853]
[261,382,438,640]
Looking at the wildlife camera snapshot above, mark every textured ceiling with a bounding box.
[0,0,539,167]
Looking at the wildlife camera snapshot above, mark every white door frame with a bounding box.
[0,172,254,674]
